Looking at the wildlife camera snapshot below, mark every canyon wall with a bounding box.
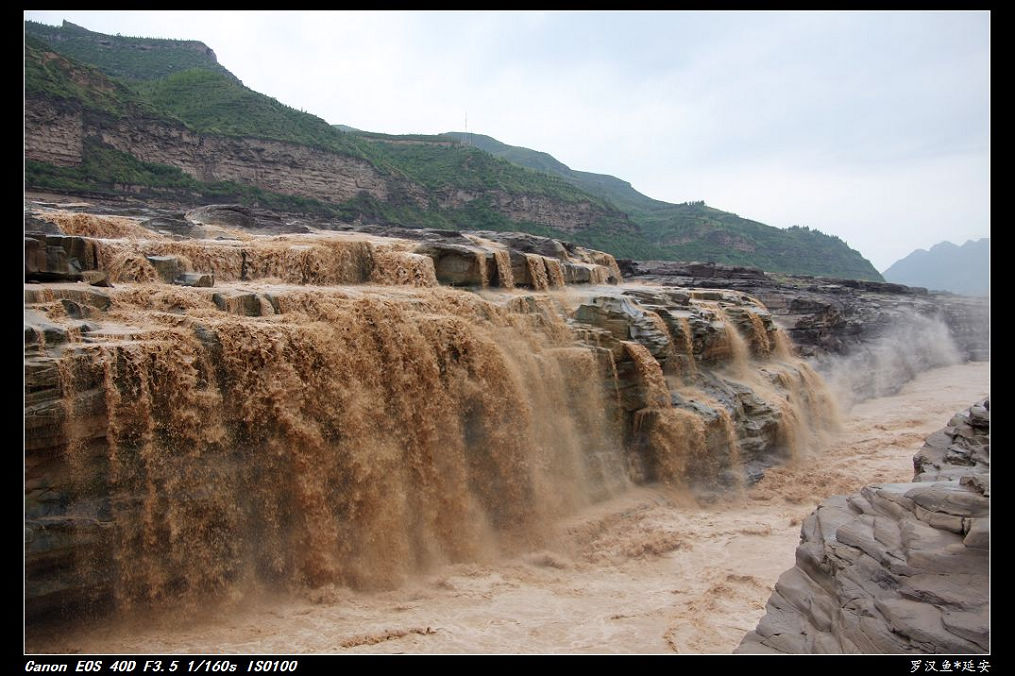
[24,98,84,167]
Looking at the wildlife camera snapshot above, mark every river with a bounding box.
[26,360,988,655]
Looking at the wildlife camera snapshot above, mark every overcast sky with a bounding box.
[25,10,989,271]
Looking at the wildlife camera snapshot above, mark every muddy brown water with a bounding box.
[26,361,988,654]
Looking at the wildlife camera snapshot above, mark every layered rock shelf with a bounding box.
[25,205,621,292]
[736,400,990,654]
[622,260,989,402]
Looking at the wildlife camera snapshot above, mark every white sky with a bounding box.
[24,10,989,272]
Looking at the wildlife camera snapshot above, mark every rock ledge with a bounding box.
[736,399,989,654]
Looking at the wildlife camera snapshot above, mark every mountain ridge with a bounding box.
[438,131,881,279]
[24,19,235,83]
[883,238,989,297]
[24,19,882,280]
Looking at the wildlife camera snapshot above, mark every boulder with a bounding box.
[212,291,276,317]
[146,255,182,283]
[416,243,488,287]
[573,295,672,362]
[142,216,194,236]
[562,262,592,284]
[24,237,48,277]
[81,270,112,287]
[913,399,989,482]
[25,214,62,234]
[470,230,569,259]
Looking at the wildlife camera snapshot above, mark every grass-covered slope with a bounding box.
[442,132,881,280]
[129,70,639,247]
[25,19,235,82]
[24,35,155,116]
[130,68,378,164]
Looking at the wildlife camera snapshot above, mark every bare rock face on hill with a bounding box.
[736,399,990,654]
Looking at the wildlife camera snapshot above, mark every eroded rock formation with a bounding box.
[736,400,990,654]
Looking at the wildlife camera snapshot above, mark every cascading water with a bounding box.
[492,249,515,289]
[523,254,551,291]
[25,213,843,628]
[44,286,634,612]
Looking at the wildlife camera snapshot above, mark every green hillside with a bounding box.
[24,35,639,252]
[24,35,153,116]
[443,132,882,280]
[24,19,235,82]
[122,69,640,245]
[131,68,376,163]
[25,22,882,279]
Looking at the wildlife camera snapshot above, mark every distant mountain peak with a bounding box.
[883,238,989,297]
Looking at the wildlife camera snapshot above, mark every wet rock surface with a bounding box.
[736,400,990,654]
[24,199,624,292]
[25,233,101,283]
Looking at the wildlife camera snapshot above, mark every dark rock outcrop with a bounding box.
[141,216,194,236]
[26,214,63,234]
[914,399,990,482]
[175,272,214,288]
[25,233,101,284]
[414,241,491,287]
